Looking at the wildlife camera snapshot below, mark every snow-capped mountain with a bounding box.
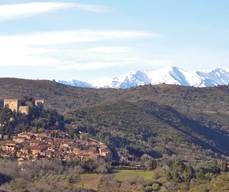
[197,68,229,87]
[58,80,92,88]
[59,66,229,89]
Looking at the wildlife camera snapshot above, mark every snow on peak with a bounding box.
[144,66,202,86]
[59,66,229,88]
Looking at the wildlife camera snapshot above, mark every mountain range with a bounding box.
[59,66,229,88]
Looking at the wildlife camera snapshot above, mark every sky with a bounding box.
[0,0,229,81]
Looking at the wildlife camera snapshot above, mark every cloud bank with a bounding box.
[0,30,161,70]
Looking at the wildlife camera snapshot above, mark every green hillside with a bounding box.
[0,78,228,163]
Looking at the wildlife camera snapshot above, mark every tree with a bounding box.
[167,159,195,183]
[183,165,195,182]
[0,107,15,138]
[80,159,97,173]
[141,154,157,170]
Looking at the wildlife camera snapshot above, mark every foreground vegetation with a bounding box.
[0,158,228,192]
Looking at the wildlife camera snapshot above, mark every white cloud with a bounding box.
[57,59,169,71]
[0,30,162,71]
[0,30,158,45]
[0,2,108,21]
[88,46,131,53]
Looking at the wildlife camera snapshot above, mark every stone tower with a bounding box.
[35,99,45,106]
[4,99,19,112]
[18,106,29,115]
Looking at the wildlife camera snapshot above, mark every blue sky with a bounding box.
[0,0,228,81]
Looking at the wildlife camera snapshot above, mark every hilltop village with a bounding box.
[0,98,110,164]
[0,130,110,164]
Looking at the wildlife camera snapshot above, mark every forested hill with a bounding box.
[0,78,228,114]
[0,78,228,162]
[0,78,123,113]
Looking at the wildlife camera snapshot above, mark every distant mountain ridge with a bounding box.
[59,66,229,88]
[58,80,93,88]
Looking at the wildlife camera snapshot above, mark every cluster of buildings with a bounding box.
[0,98,111,164]
[0,130,110,164]
[2,98,45,115]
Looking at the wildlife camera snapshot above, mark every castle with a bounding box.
[3,99,45,115]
